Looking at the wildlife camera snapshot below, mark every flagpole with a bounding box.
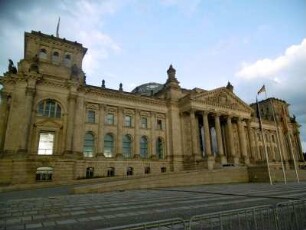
[256,96,273,185]
[287,132,300,183]
[269,99,287,184]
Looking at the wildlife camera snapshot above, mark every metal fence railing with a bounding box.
[103,200,305,230]
[276,200,306,230]
[189,205,277,230]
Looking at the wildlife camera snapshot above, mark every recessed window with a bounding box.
[127,167,133,176]
[37,99,61,118]
[39,48,47,59]
[64,53,71,67]
[86,167,94,178]
[157,119,163,130]
[106,113,114,125]
[104,133,114,158]
[272,135,275,143]
[145,167,150,174]
[107,167,115,177]
[38,132,55,155]
[140,136,148,158]
[83,132,94,157]
[161,167,167,173]
[87,110,95,123]
[36,167,53,181]
[122,135,132,158]
[52,51,59,63]
[156,137,164,159]
[124,115,132,127]
[141,117,148,128]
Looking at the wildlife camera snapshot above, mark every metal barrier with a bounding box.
[103,218,187,230]
[276,200,306,230]
[104,200,306,230]
[189,205,277,230]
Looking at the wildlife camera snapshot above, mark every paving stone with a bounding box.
[56,219,78,225]
[25,223,42,229]
[6,225,25,230]
[76,217,91,222]
[6,218,22,225]
[89,216,103,221]
[31,215,45,220]
[71,210,86,216]
[42,221,56,227]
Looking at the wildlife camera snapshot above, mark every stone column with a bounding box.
[21,87,35,152]
[97,104,105,155]
[190,110,200,160]
[150,112,156,158]
[237,118,249,165]
[116,107,123,158]
[214,114,227,164]
[227,116,238,164]
[203,112,214,169]
[72,93,84,156]
[0,91,9,151]
[246,120,255,163]
[134,109,140,158]
[65,94,77,153]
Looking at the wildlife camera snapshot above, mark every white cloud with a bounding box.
[236,39,306,79]
[234,38,306,151]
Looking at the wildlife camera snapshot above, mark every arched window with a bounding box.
[52,51,59,63]
[37,99,61,118]
[39,48,47,59]
[140,136,148,158]
[104,133,114,158]
[156,137,164,159]
[122,135,132,158]
[64,53,71,67]
[83,132,94,157]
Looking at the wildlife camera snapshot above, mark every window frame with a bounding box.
[106,113,115,125]
[122,134,132,158]
[83,132,95,157]
[141,117,148,129]
[104,133,114,158]
[87,110,95,123]
[124,115,132,127]
[38,131,55,155]
[140,136,148,158]
[37,99,61,118]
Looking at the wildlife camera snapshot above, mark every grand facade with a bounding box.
[0,31,303,185]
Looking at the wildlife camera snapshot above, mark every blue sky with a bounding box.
[0,0,305,151]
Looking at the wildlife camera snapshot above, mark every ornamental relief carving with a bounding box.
[86,103,99,110]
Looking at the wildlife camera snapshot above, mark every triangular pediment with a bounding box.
[191,87,253,113]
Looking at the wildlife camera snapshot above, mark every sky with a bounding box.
[0,0,305,151]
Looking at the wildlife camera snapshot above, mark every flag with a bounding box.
[257,85,266,95]
[56,17,60,38]
[256,97,262,131]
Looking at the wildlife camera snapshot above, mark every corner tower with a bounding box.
[19,31,87,83]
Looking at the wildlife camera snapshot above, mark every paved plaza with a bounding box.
[0,182,306,229]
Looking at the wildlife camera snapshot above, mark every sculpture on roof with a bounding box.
[8,59,17,74]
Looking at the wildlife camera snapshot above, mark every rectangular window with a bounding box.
[141,117,148,128]
[87,110,95,123]
[157,119,163,130]
[124,115,132,127]
[106,113,114,125]
[38,132,55,155]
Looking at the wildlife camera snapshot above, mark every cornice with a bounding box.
[83,86,168,107]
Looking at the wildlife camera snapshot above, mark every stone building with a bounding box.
[0,31,303,185]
